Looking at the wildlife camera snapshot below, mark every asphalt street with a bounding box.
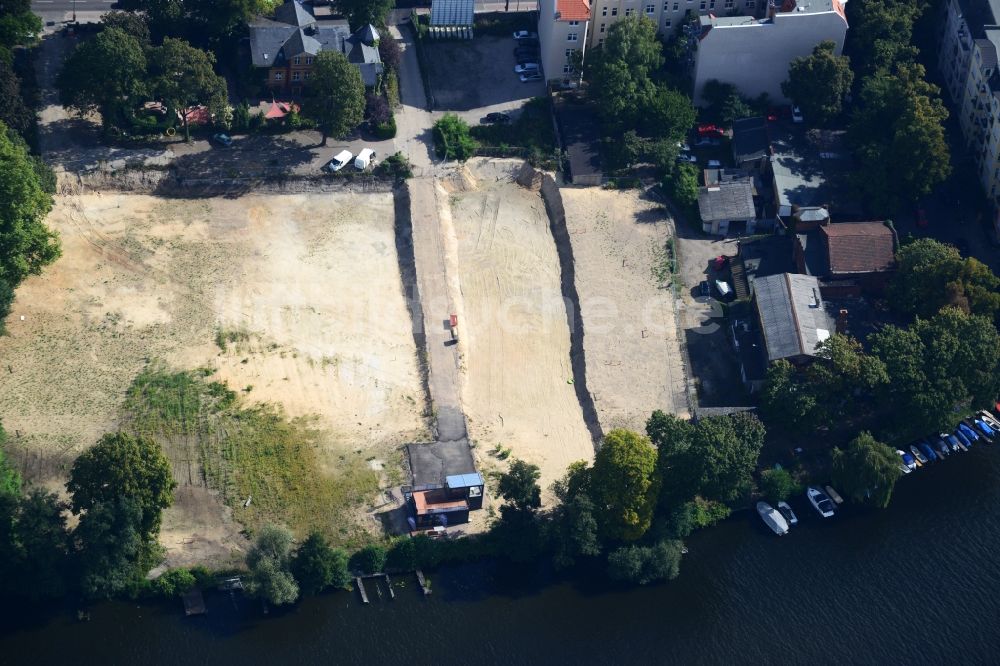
[32,0,114,13]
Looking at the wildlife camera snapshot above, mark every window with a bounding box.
[566,48,575,57]
[611,7,618,15]
[699,0,705,7]
[600,22,606,31]
[306,57,313,65]
[665,17,672,25]
[645,4,655,13]
[293,56,300,65]
[664,1,669,9]
[725,0,733,8]
[746,0,754,7]
[567,32,578,41]
[673,2,679,9]
[569,20,579,25]
[709,0,715,7]
[625,7,634,15]
[292,71,300,81]
[602,5,608,14]
[563,64,573,72]
[274,71,284,80]
[598,38,604,45]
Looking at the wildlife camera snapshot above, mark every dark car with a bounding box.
[211,132,233,147]
[517,37,540,47]
[482,112,511,124]
[515,47,540,59]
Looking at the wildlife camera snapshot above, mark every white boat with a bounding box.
[756,501,789,535]
[777,501,799,525]
[824,486,845,505]
[806,486,836,518]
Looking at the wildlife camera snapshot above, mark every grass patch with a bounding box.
[214,326,250,351]
[652,238,681,292]
[122,363,380,546]
[470,97,557,166]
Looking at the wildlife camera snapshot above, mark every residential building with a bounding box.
[698,177,756,235]
[404,442,485,529]
[732,116,771,172]
[937,0,1000,204]
[752,272,834,364]
[770,128,858,223]
[248,0,383,94]
[692,0,848,105]
[587,0,758,47]
[794,221,896,297]
[538,0,591,84]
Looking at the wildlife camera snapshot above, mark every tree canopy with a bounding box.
[291,531,350,595]
[147,37,228,141]
[246,524,299,605]
[782,40,853,125]
[307,50,365,146]
[498,459,542,513]
[75,496,162,599]
[590,429,660,542]
[66,432,175,537]
[890,238,1000,320]
[433,113,477,161]
[338,0,395,30]
[831,432,902,508]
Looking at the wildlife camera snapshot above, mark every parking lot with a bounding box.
[423,35,546,114]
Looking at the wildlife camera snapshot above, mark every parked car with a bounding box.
[482,111,511,124]
[514,47,540,59]
[516,37,540,47]
[676,154,697,163]
[792,106,804,123]
[553,78,580,90]
[697,123,725,137]
[324,150,353,172]
[706,159,722,168]
[211,132,233,147]
[695,137,721,147]
[354,148,375,170]
[513,30,538,40]
[514,63,539,74]
[520,71,543,82]
[677,141,691,152]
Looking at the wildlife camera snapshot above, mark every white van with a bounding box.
[325,150,353,172]
[354,148,375,170]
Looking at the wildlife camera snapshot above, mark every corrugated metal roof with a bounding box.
[754,273,833,361]
[430,0,475,26]
[697,180,755,222]
[446,472,484,488]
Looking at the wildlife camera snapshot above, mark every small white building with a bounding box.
[537,0,590,84]
[698,178,756,235]
[692,0,849,104]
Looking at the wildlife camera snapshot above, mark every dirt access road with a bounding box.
[0,192,427,565]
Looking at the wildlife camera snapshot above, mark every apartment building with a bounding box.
[537,0,591,83]
[692,0,848,104]
[938,0,1000,202]
[587,0,758,46]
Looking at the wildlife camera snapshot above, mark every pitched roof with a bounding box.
[284,28,323,57]
[697,180,755,222]
[248,9,350,67]
[274,0,315,27]
[557,0,591,21]
[820,222,895,274]
[732,116,770,164]
[346,25,384,86]
[754,273,834,361]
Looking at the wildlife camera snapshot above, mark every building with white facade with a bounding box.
[537,0,591,84]
[587,0,758,46]
[692,0,848,104]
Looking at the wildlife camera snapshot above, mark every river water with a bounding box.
[3,445,1000,666]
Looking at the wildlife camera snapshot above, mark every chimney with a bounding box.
[836,309,848,334]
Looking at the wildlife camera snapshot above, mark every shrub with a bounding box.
[433,113,477,161]
[151,568,196,598]
[759,468,801,503]
[374,116,396,140]
[374,151,412,179]
[606,540,684,585]
[385,69,400,107]
[352,544,387,574]
[365,92,391,126]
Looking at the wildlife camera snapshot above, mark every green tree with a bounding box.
[246,524,298,605]
[291,531,350,594]
[844,0,921,77]
[550,493,601,569]
[0,488,70,600]
[56,27,147,131]
[100,10,151,44]
[831,431,902,508]
[66,432,175,537]
[151,568,197,597]
[782,40,853,125]
[849,62,950,213]
[337,0,394,29]
[890,238,1000,320]
[662,162,699,214]
[759,360,817,435]
[666,496,730,538]
[353,543,387,574]
[700,80,751,125]
[806,334,889,423]
[0,61,33,135]
[433,113,477,161]
[606,539,683,585]
[148,38,228,142]
[0,2,39,51]
[677,412,766,504]
[0,422,21,497]
[75,496,162,599]
[307,50,365,147]
[498,459,541,512]
[759,468,801,503]
[590,429,660,542]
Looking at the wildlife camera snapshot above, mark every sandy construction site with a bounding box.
[562,187,689,432]
[0,191,427,563]
[444,162,594,487]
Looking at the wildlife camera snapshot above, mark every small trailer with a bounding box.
[449,313,459,342]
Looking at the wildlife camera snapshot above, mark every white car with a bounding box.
[806,486,835,518]
[354,148,375,170]
[792,106,804,123]
[324,150,353,172]
[513,30,537,40]
[707,159,722,168]
[676,154,697,163]
[514,63,539,74]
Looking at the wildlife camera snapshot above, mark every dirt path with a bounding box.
[562,188,690,430]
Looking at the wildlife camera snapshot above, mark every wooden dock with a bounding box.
[355,577,369,604]
[415,570,431,596]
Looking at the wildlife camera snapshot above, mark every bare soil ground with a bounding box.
[444,160,592,488]
[0,192,427,565]
[562,188,690,430]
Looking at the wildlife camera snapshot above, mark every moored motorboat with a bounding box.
[824,485,844,505]
[777,501,799,525]
[910,444,928,464]
[933,439,950,458]
[806,487,836,518]
[918,441,938,461]
[756,501,790,535]
[943,433,967,452]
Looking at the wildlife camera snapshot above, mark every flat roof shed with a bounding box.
[429,0,474,38]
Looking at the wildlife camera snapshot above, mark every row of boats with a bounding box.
[757,485,843,535]
[756,410,1000,537]
[896,410,1000,472]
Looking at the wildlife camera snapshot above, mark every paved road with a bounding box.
[32,0,113,16]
